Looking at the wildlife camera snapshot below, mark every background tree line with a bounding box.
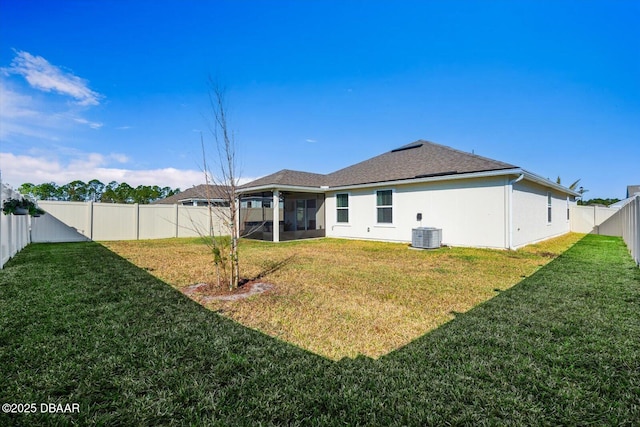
[18,180,180,204]
[578,197,621,206]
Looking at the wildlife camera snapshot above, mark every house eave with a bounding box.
[238,169,580,196]
[179,197,227,203]
[520,170,581,196]
[325,168,525,191]
[237,184,326,195]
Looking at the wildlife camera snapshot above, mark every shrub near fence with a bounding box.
[0,184,31,268]
[32,201,230,242]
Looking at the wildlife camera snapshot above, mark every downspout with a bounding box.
[508,173,525,250]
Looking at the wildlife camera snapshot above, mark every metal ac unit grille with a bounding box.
[412,227,442,249]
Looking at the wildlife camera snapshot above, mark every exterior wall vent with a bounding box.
[412,227,442,249]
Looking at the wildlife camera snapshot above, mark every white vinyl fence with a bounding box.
[570,205,620,234]
[32,201,231,243]
[619,196,639,266]
[0,184,31,269]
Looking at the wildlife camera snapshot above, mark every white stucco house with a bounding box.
[238,140,579,249]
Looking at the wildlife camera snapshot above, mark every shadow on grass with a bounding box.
[239,255,297,286]
[2,235,638,425]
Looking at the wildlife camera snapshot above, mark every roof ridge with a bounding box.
[419,139,515,168]
[280,169,327,176]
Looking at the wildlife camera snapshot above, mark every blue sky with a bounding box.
[0,0,638,199]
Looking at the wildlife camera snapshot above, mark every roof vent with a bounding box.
[391,142,423,153]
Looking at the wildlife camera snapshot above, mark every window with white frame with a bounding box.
[376,190,393,223]
[336,193,349,223]
[547,192,552,223]
[566,196,570,221]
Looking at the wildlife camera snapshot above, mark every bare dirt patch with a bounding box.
[182,281,274,303]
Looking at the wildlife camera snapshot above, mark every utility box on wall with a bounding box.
[412,227,442,249]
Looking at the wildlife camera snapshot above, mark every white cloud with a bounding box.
[305,138,317,143]
[0,81,55,140]
[109,153,130,163]
[0,75,102,142]
[0,151,211,190]
[3,50,103,106]
[73,117,103,129]
[0,84,37,119]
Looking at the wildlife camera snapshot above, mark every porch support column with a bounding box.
[272,190,280,242]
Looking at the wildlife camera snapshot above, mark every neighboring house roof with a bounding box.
[154,184,230,204]
[627,185,640,198]
[241,140,517,190]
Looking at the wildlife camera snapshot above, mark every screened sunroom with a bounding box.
[238,190,325,242]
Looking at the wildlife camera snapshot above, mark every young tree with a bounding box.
[201,79,241,290]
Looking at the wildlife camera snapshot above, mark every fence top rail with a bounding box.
[610,195,639,209]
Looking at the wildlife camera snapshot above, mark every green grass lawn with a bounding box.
[1,235,639,425]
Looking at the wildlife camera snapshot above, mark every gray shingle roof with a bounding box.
[241,140,518,190]
[239,169,327,189]
[324,140,516,187]
[154,184,230,204]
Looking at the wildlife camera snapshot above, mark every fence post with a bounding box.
[7,214,12,261]
[135,203,140,240]
[88,201,94,240]
[632,196,640,266]
[175,204,179,238]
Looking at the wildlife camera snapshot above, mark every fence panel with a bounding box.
[37,201,91,237]
[31,201,230,242]
[571,205,620,234]
[139,204,179,239]
[92,203,138,240]
[30,212,89,243]
[619,196,639,266]
[598,211,623,236]
[0,184,31,268]
[178,206,230,238]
